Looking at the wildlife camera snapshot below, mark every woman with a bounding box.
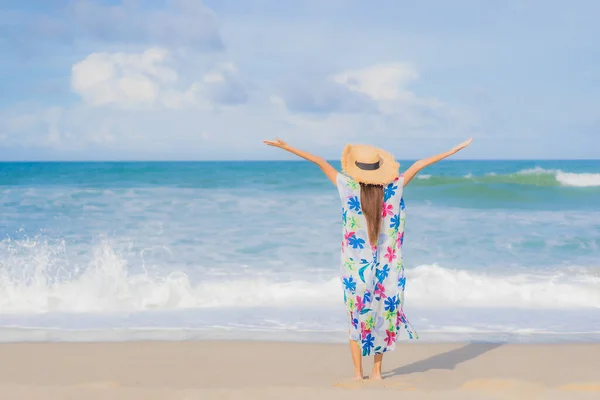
[264,137,472,381]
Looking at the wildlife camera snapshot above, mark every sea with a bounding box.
[1,160,599,343]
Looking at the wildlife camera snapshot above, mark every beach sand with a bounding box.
[0,341,599,399]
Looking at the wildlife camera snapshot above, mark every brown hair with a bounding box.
[360,183,384,247]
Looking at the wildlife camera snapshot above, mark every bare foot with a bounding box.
[369,372,383,381]
[353,374,364,381]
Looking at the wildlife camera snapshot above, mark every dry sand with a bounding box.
[0,341,599,399]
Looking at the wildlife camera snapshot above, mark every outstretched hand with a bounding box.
[452,138,472,153]
[263,138,289,149]
[263,138,338,184]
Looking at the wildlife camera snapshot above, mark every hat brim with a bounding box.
[341,144,400,185]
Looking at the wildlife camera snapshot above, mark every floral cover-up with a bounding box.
[337,173,418,356]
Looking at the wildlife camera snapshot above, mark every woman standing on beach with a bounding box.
[264,138,472,380]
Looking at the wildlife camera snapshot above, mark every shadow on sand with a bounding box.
[384,343,503,378]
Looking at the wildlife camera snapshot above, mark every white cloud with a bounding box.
[1,51,474,158]
[331,63,419,102]
[71,48,247,110]
[330,63,445,116]
[0,47,256,154]
[187,63,249,106]
[278,62,445,116]
[272,62,479,148]
[72,48,176,108]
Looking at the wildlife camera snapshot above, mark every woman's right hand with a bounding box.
[404,137,473,186]
[263,138,289,149]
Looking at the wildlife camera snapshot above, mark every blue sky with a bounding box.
[0,0,598,160]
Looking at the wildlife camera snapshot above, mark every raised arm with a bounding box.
[403,138,472,186]
[263,138,338,185]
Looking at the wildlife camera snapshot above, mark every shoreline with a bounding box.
[0,341,599,399]
[2,325,600,345]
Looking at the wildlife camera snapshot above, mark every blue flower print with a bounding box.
[384,183,398,202]
[343,276,357,293]
[376,264,390,283]
[398,276,406,290]
[352,317,359,329]
[385,295,397,312]
[342,209,347,224]
[400,197,405,210]
[348,234,365,249]
[363,290,372,304]
[347,196,361,212]
[361,333,375,356]
[390,215,400,229]
[357,259,371,283]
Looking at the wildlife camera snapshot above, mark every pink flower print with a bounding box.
[355,295,365,313]
[382,203,394,217]
[396,231,404,248]
[361,322,371,340]
[384,246,396,263]
[396,310,407,326]
[344,231,355,246]
[385,329,396,346]
[374,282,387,299]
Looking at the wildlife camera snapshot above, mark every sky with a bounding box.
[0,0,598,161]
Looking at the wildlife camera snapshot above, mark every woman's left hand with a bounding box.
[262,139,338,185]
[263,138,289,149]
[451,137,472,153]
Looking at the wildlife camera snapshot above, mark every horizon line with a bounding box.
[1,158,599,163]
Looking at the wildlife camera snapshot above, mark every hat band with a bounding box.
[355,160,380,171]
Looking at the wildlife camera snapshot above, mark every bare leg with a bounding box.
[371,353,383,380]
[349,340,363,380]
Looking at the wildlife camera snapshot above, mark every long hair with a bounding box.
[360,183,384,247]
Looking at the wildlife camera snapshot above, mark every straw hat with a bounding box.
[341,144,400,185]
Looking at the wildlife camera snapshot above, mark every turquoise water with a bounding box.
[1,160,600,343]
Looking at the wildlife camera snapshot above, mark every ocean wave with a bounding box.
[1,240,599,314]
[413,167,600,187]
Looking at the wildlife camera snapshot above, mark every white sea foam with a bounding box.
[409,167,600,187]
[556,171,600,187]
[1,240,599,314]
[408,264,600,309]
[517,167,600,187]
